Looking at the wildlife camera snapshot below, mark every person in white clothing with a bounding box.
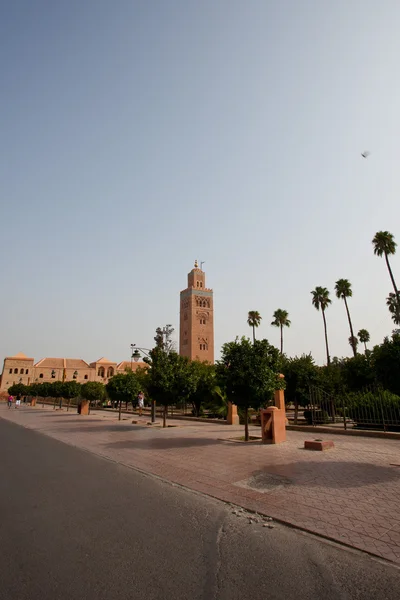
[137,391,145,417]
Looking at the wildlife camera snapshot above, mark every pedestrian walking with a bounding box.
[137,391,145,417]
[15,393,21,409]
[7,395,13,409]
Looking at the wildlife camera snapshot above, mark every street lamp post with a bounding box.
[130,344,155,422]
[51,371,57,409]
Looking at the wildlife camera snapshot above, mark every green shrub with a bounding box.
[303,409,330,425]
[345,389,400,429]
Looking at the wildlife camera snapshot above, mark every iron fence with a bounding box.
[305,385,400,432]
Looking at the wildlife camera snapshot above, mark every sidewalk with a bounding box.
[2,404,400,564]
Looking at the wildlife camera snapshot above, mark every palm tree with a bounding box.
[348,335,359,353]
[335,279,357,357]
[311,287,332,366]
[271,309,291,354]
[386,292,400,325]
[373,231,400,320]
[247,311,262,344]
[358,329,370,352]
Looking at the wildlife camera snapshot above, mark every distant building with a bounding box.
[179,261,214,363]
[0,353,146,391]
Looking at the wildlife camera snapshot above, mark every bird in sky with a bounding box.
[361,151,370,158]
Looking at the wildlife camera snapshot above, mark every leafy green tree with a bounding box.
[335,279,357,357]
[311,287,332,366]
[358,329,370,353]
[131,366,149,395]
[49,381,66,408]
[372,332,400,396]
[106,372,140,412]
[247,311,262,344]
[217,337,283,441]
[271,309,291,354]
[35,382,53,406]
[339,354,375,392]
[317,358,344,397]
[62,381,82,409]
[281,354,318,423]
[81,381,106,405]
[154,324,175,353]
[187,362,216,417]
[7,383,28,397]
[27,382,41,401]
[145,348,199,427]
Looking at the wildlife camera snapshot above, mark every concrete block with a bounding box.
[304,440,334,451]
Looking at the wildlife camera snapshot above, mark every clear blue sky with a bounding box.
[1,0,400,366]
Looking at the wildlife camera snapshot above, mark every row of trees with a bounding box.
[9,336,284,441]
[282,330,400,409]
[248,231,399,365]
[311,230,399,365]
[8,380,106,407]
[9,328,400,439]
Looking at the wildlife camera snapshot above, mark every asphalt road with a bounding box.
[0,419,399,600]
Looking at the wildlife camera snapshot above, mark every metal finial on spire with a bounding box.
[194,259,198,268]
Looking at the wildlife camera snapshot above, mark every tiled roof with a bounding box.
[35,358,64,368]
[34,358,89,369]
[66,359,90,369]
[116,361,148,372]
[94,357,115,364]
[7,352,33,360]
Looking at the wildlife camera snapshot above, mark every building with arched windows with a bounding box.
[0,353,146,391]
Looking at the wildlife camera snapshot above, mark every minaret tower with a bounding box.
[179,261,214,363]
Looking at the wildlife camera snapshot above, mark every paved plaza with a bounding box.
[1,404,400,564]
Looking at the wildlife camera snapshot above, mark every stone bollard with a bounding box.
[260,406,286,445]
[227,402,239,425]
[31,397,37,407]
[79,400,90,415]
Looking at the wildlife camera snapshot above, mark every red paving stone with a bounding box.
[2,404,400,564]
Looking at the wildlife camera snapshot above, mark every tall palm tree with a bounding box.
[335,279,357,357]
[373,231,400,320]
[247,311,262,344]
[357,329,370,353]
[386,293,400,325]
[271,309,291,354]
[311,287,332,366]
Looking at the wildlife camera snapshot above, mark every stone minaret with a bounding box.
[179,261,214,363]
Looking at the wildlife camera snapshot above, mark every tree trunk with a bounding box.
[386,253,400,322]
[364,342,367,353]
[294,397,298,425]
[280,325,283,354]
[344,297,357,357]
[252,326,255,344]
[163,405,167,428]
[244,405,249,441]
[386,253,399,295]
[322,309,331,366]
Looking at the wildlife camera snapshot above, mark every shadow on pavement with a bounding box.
[53,425,149,433]
[260,461,400,488]
[103,437,222,450]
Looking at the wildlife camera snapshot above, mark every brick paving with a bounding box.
[2,404,400,564]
